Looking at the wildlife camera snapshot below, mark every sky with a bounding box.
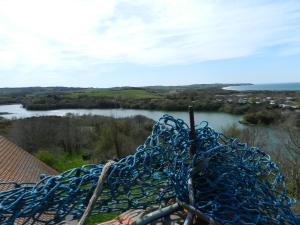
[0,0,299,87]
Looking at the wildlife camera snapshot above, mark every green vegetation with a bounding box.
[1,86,299,223]
[67,89,160,99]
[242,110,282,125]
[143,83,251,92]
[0,114,154,165]
[1,86,299,127]
[0,87,86,105]
[34,151,88,172]
[0,119,12,135]
[85,212,120,225]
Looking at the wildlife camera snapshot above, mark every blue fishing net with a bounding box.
[0,115,299,224]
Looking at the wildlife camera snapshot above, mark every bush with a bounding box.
[243,111,281,125]
[244,113,259,124]
[34,151,56,167]
[221,123,242,137]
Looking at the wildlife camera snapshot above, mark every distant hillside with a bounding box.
[0,83,259,112]
[0,87,88,95]
[0,83,252,94]
[143,83,252,92]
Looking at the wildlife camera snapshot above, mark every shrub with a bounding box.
[243,111,281,125]
[34,151,56,167]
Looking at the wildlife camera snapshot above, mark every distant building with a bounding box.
[291,105,300,109]
[238,98,247,104]
[279,104,291,109]
[286,97,294,101]
[0,136,58,191]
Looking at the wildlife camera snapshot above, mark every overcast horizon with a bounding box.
[2,82,300,89]
[0,0,300,87]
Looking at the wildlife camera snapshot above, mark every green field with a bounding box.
[86,212,120,225]
[67,89,161,99]
[34,151,90,172]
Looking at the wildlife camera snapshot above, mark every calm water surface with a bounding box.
[1,104,286,151]
[0,104,243,131]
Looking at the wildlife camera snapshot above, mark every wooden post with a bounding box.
[183,176,195,225]
[189,106,196,155]
[78,160,114,225]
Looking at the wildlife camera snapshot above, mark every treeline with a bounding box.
[19,88,253,114]
[22,95,121,110]
[242,110,283,125]
[1,87,299,127]
[0,96,19,104]
[0,87,87,105]
[0,115,154,171]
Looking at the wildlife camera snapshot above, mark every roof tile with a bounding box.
[0,136,58,191]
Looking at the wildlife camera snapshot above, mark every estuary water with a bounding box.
[0,104,287,152]
[0,104,243,131]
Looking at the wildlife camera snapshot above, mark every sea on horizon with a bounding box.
[224,82,300,91]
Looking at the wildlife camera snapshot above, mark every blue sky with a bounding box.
[0,0,299,87]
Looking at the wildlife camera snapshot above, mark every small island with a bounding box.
[0,112,11,115]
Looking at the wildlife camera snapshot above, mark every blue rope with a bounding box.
[0,115,299,224]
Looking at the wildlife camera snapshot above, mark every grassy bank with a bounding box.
[66,89,161,99]
[34,151,88,172]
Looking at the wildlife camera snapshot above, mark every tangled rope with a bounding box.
[0,115,299,225]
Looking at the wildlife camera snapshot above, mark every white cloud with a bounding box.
[0,0,299,72]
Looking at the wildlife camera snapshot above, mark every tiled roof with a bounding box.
[0,136,58,190]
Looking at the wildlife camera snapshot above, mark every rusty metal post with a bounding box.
[185,106,197,224]
[189,106,196,155]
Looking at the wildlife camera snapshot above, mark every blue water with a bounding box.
[224,82,300,91]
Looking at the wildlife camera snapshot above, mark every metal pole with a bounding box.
[132,203,181,225]
[189,106,196,155]
[177,199,221,225]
